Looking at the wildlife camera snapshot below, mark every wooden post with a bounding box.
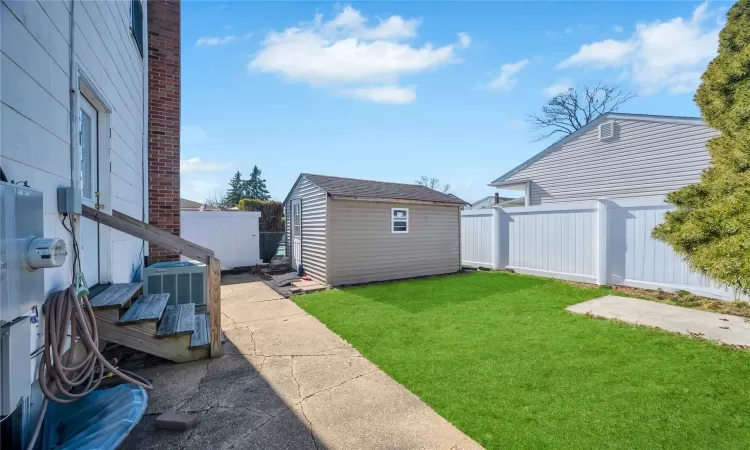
[208,256,222,357]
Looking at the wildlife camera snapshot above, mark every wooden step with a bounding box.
[89,283,142,310]
[157,304,195,338]
[118,294,169,325]
[190,314,209,348]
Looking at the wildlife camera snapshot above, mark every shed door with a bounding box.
[291,199,302,269]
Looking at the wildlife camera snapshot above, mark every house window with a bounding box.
[131,0,144,57]
[392,208,408,233]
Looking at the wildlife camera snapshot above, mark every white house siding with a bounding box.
[327,200,461,286]
[1,0,146,296]
[505,119,719,205]
[285,175,327,282]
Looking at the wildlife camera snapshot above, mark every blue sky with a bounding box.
[179,1,729,203]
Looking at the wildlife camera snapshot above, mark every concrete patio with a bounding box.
[121,273,481,450]
[567,295,750,347]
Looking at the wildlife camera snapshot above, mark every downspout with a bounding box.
[68,0,80,275]
[142,1,149,262]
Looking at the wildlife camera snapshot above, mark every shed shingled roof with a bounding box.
[301,174,467,205]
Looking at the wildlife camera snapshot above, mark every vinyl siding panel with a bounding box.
[327,200,460,286]
[1,0,146,293]
[505,119,719,205]
[285,176,327,283]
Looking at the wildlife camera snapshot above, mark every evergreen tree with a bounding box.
[244,165,271,200]
[653,0,750,294]
[224,171,244,207]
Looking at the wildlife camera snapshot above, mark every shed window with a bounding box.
[392,208,408,233]
[131,0,144,57]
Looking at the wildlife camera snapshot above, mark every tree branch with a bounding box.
[526,83,635,142]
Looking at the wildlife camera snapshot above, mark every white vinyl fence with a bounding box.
[461,197,739,301]
[181,211,261,268]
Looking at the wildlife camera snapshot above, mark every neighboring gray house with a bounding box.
[180,198,217,211]
[283,174,466,286]
[469,194,522,209]
[490,113,719,205]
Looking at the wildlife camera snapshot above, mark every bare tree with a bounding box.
[527,83,635,141]
[415,176,450,193]
[204,190,230,210]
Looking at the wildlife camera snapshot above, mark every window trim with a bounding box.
[391,208,409,234]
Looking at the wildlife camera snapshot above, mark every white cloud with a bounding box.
[557,2,721,94]
[196,35,237,47]
[543,80,573,97]
[458,32,471,49]
[614,25,624,33]
[181,177,222,203]
[196,32,252,48]
[338,85,416,104]
[558,39,635,68]
[180,157,232,174]
[249,6,469,103]
[488,59,529,91]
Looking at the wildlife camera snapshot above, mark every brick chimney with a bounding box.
[147,0,180,262]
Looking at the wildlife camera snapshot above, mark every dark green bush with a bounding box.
[260,232,285,262]
[237,199,284,232]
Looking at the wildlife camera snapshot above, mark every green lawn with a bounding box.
[295,272,750,449]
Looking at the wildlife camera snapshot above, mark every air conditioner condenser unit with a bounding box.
[143,261,206,313]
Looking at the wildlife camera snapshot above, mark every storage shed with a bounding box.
[283,174,466,286]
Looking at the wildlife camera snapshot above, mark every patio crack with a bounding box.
[291,356,320,450]
[253,345,355,358]
[221,311,237,327]
[226,405,295,449]
[250,328,258,355]
[299,401,319,450]
[299,368,380,401]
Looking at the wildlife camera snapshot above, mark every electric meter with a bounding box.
[26,237,67,269]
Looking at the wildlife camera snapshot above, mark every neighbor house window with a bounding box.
[392,208,408,233]
[131,0,144,57]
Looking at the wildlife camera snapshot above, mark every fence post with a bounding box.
[491,208,502,269]
[596,199,608,285]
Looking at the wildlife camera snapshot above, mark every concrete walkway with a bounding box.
[122,274,481,450]
[568,295,750,346]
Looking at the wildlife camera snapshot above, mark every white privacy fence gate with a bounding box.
[461,197,739,301]
[181,211,261,268]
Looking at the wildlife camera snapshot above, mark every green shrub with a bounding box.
[237,199,285,232]
[653,1,750,295]
[260,232,284,262]
[237,198,269,211]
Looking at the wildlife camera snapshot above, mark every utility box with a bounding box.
[0,182,45,324]
[144,261,206,313]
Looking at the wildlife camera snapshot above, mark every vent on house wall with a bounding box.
[598,120,616,141]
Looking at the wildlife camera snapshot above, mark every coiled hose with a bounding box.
[27,285,153,450]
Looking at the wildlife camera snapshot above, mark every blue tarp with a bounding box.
[42,385,147,450]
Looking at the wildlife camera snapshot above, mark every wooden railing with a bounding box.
[82,205,222,358]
